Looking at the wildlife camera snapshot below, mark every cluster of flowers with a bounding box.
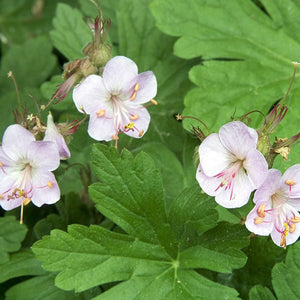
[0,5,158,223]
[196,120,300,248]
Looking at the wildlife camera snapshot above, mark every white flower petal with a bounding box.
[245,203,274,236]
[132,71,157,104]
[215,170,252,208]
[122,105,150,138]
[103,56,138,93]
[27,141,60,171]
[2,125,35,161]
[219,121,258,159]
[244,149,268,189]
[72,75,109,114]
[0,176,22,210]
[196,164,219,196]
[253,169,281,204]
[280,164,300,197]
[87,112,116,141]
[199,133,234,177]
[31,171,60,206]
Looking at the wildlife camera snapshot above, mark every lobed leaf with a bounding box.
[0,216,27,264]
[50,3,91,60]
[151,0,300,168]
[272,242,300,299]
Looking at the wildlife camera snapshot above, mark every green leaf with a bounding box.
[272,242,300,299]
[150,0,300,162]
[169,187,218,248]
[0,35,56,93]
[0,0,79,53]
[132,142,185,210]
[249,285,276,300]
[33,145,247,299]
[50,3,92,60]
[0,249,46,283]
[89,144,177,257]
[5,273,98,300]
[92,269,239,300]
[232,236,286,299]
[0,216,27,264]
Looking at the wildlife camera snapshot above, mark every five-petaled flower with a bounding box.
[0,124,60,214]
[196,121,268,208]
[245,165,300,248]
[72,56,157,141]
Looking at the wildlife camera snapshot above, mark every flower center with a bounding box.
[214,159,243,200]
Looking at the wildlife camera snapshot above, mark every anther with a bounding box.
[130,91,137,101]
[138,130,144,137]
[134,83,140,92]
[220,178,228,187]
[0,162,3,167]
[289,223,296,233]
[22,198,31,206]
[280,236,287,249]
[47,181,53,189]
[283,223,289,236]
[257,204,265,218]
[96,109,105,117]
[254,217,264,224]
[112,134,119,140]
[150,99,158,105]
[124,123,134,130]
[130,114,139,121]
[0,194,4,200]
[291,216,300,223]
[285,179,296,186]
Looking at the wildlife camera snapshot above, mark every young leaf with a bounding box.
[50,3,91,60]
[33,145,248,299]
[0,216,27,264]
[272,242,300,299]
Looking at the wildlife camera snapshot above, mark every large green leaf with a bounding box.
[5,273,99,300]
[272,242,300,299]
[0,249,46,283]
[0,35,56,93]
[249,285,276,300]
[89,145,177,256]
[150,0,300,169]
[132,142,185,210]
[32,145,249,299]
[0,216,27,264]
[0,0,78,53]
[50,3,91,60]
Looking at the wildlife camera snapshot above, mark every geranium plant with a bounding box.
[0,1,300,299]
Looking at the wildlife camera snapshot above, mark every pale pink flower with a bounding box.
[196,121,268,208]
[0,124,60,211]
[246,165,300,248]
[72,56,157,141]
[44,113,71,160]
